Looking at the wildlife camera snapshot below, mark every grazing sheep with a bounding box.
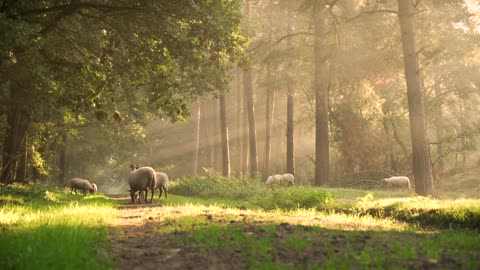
[128,166,156,204]
[266,173,294,186]
[381,176,411,190]
[70,178,97,195]
[154,172,169,199]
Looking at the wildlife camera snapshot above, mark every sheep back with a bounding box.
[266,174,293,186]
[128,166,156,203]
[382,176,411,190]
[155,172,169,198]
[70,178,96,195]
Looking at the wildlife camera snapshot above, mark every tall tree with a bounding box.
[244,0,258,176]
[193,97,201,175]
[286,8,295,176]
[314,3,330,186]
[264,1,275,178]
[219,93,231,176]
[397,0,433,195]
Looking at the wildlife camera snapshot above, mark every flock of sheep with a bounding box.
[68,164,411,204]
[68,164,170,204]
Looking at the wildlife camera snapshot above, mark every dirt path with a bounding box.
[108,195,235,270]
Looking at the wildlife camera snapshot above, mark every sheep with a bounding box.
[70,178,97,195]
[154,172,169,199]
[381,176,411,190]
[128,166,156,204]
[265,173,294,186]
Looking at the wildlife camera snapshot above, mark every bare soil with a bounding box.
[108,195,239,270]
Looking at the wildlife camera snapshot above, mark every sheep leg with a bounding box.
[158,187,163,198]
[130,190,136,204]
[163,186,168,199]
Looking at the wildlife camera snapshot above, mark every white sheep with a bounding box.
[155,172,169,199]
[265,173,294,186]
[381,176,411,190]
[70,178,97,195]
[128,166,156,204]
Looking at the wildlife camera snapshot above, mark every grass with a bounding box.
[0,183,117,270]
[2,169,480,269]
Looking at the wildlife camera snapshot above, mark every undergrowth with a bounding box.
[170,169,333,211]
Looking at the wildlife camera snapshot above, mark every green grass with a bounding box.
[148,206,480,269]
[0,183,117,270]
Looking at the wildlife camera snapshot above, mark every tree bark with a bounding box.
[397,0,433,196]
[1,52,32,184]
[286,8,295,176]
[244,69,258,176]
[263,1,275,179]
[264,65,275,178]
[193,97,201,175]
[58,132,67,186]
[219,93,231,177]
[236,70,244,175]
[314,5,330,186]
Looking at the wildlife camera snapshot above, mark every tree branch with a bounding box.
[19,2,142,17]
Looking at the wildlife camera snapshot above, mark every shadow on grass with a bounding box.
[111,214,480,270]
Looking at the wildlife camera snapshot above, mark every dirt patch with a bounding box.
[109,195,240,270]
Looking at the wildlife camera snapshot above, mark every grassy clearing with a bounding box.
[139,173,480,268]
[0,183,117,270]
[141,199,480,269]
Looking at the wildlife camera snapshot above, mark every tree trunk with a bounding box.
[243,82,250,174]
[397,0,433,196]
[58,132,67,186]
[433,76,445,180]
[264,67,275,178]
[1,52,32,184]
[313,5,330,186]
[219,93,231,177]
[286,8,295,176]
[244,69,258,176]
[193,97,201,175]
[16,133,28,183]
[236,70,244,175]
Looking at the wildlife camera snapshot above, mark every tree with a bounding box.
[0,0,245,184]
[397,0,433,195]
[219,92,231,177]
[243,0,258,176]
[286,7,295,176]
[193,97,201,175]
[314,3,331,186]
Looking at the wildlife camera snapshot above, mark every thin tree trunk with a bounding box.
[264,69,275,178]
[397,0,433,196]
[244,69,258,176]
[58,132,67,186]
[243,82,250,173]
[286,8,295,176]
[314,5,330,186]
[193,97,201,175]
[236,71,244,175]
[16,133,28,183]
[263,1,276,179]
[219,93,231,177]
[433,75,445,180]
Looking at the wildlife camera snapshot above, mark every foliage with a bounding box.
[170,171,333,211]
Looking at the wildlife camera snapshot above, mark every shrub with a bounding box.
[170,169,333,211]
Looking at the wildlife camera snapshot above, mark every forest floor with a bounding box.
[106,193,478,270]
